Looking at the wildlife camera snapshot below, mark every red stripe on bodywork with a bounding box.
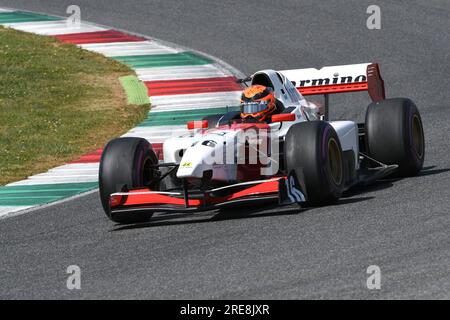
[216,122,270,130]
[152,143,163,160]
[211,179,279,203]
[144,76,242,96]
[112,192,202,208]
[53,30,146,44]
[298,82,368,95]
[112,178,281,208]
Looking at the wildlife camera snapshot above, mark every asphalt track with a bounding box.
[0,0,449,299]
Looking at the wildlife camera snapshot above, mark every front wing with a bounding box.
[109,170,307,218]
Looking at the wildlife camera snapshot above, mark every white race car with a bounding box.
[98,62,425,224]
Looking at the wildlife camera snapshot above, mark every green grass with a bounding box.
[0,26,149,185]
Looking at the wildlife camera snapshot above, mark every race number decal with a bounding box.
[286,172,305,202]
[279,170,306,204]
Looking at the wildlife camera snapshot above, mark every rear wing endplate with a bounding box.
[280,63,385,102]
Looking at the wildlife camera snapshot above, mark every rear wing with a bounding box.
[280,63,385,102]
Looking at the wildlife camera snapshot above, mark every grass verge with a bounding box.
[0,26,149,185]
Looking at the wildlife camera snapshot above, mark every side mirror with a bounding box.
[187,120,208,130]
[271,113,296,122]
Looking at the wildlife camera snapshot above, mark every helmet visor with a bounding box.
[242,101,269,114]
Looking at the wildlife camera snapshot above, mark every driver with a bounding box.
[240,84,323,122]
[240,85,277,122]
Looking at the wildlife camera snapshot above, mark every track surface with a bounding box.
[0,0,449,299]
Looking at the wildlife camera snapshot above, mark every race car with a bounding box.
[98,62,425,224]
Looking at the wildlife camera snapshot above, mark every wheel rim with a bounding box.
[327,138,343,185]
[412,114,424,159]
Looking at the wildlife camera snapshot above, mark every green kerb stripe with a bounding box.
[139,106,240,127]
[119,75,150,105]
[112,52,213,68]
[0,12,62,23]
[0,182,97,206]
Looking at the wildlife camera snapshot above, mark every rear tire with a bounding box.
[365,98,425,176]
[99,137,158,224]
[285,121,345,205]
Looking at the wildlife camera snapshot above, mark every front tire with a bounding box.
[99,137,158,224]
[285,121,345,205]
[365,98,425,176]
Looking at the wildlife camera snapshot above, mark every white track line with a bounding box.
[136,64,231,81]
[150,91,241,112]
[9,176,98,185]
[6,164,100,186]
[4,20,106,35]
[80,41,179,56]
[0,206,34,216]
[126,125,187,133]
[124,126,189,140]
[47,163,100,171]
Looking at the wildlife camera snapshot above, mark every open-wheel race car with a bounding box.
[98,62,425,224]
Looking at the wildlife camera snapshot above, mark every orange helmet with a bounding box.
[240,85,276,122]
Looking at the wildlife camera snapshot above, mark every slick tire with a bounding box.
[285,121,345,205]
[99,137,158,224]
[365,98,425,176]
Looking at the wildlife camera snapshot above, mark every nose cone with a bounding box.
[176,139,221,179]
